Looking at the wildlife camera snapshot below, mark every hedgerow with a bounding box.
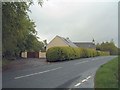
[46,46,109,62]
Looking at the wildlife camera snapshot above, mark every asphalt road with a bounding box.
[2,56,116,88]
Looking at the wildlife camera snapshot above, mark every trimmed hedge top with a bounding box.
[46,46,109,62]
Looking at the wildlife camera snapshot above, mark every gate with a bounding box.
[27,52,39,58]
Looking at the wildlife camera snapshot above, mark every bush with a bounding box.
[46,47,81,62]
[46,47,110,62]
[46,47,61,62]
[96,50,110,56]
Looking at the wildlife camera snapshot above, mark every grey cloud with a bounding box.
[28,1,118,46]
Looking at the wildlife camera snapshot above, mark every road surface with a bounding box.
[2,56,116,88]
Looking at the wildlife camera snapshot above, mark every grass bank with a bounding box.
[95,57,118,88]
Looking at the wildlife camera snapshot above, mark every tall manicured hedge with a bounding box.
[96,51,109,56]
[46,46,109,62]
[46,47,82,62]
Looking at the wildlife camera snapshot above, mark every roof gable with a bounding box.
[57,36,78,47]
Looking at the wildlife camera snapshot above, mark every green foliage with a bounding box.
[2,2,44,59]
[46,47,109,62]
[95,57,118,88]
[46,47,81,62]
[118,48,120,55]
[96,41,118,55]
[46,47,61,62]
[96,51,110,56]
[80,48,98,58]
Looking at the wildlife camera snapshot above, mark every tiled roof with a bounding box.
[57,36,78,47]
[73,42,96,49]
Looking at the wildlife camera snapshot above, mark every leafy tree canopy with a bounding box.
[2,1,45,59]
[96,40,118,55]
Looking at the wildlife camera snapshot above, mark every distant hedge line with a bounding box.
[46,47,110,62]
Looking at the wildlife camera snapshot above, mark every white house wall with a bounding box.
[46,36,68,50]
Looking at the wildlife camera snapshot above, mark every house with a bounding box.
[46,35,96,50]
[46,35,77,50]
[73,42,96,50]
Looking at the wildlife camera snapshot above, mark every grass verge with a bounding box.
[95,57,118,88]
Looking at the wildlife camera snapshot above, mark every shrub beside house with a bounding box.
[46,47,109,62]
[46,36,109,62]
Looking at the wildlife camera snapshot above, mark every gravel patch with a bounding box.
[2,58,49,71]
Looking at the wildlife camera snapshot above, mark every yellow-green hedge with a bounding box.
[46,47,109,62]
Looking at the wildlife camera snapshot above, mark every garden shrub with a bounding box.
[46,46,109,62]
[46,47,61,62]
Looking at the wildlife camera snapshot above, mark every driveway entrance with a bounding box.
[27,52,39,58]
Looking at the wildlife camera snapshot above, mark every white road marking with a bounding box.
[86,76,91,80]
[75,61,88,65]
[74,75,92,87]
[14,67,62,79]
[74,83,81,87]
[82,79,87,83]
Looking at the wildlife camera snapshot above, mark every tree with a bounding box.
[96,43,101,50]
[42,40,47,51]
[2,2,44,59]
[96,40,118,55]
[118,48,120,55]
[24,34,44,52]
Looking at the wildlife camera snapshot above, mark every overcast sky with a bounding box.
[28,0,118,46]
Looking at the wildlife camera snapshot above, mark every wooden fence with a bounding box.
[21,51,46,58]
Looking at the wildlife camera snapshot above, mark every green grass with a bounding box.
[95,57,118,88]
